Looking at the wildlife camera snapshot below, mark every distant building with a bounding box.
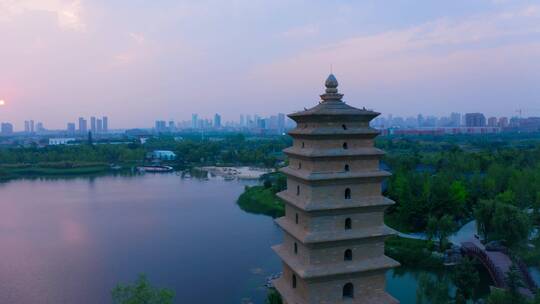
[78,117,87,134]
[67,122,76,134]
[152,150,176,160]
[487,117,498,127]
[36,122,45,132]
[102,116,108,133]
[97,119,103,133]
[1,123,14,135]
[498,117,509,128]
[278,113,285,133]
[24,120,30,133]
[214,114,221,128]
[168,120,176,131]
[90,116,97,133]
[450,112,461,127]
[155,120,167,132]
[465,113,486,127]
[191,114,198,129]
[519,117,540,132]
[49,138,75,145]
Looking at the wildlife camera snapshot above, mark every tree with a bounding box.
[426,215,455,251]
[492,203,530,248]
[416,273,452,304]
[505,265,525,301]
[266,289,283,304]
[112,274,174,304]
[474,199,497,241]
[486,289,516,304]
[452,258,479,302]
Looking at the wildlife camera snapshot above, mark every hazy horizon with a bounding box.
[1,0,540,129]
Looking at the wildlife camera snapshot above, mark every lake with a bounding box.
[0,174,486,303]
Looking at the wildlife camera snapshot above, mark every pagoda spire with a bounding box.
[320,74,344,102]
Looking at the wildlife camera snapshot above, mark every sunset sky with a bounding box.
[1,0,540,129]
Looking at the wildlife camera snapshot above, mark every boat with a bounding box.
[136,165,174,173]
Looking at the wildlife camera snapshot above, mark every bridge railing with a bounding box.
[515,257,537,292]
[461,242,507,288]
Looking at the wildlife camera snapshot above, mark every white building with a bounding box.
[152,150,176,160]
[49,138,76,145]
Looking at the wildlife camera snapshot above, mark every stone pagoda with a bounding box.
[272,74,399,304]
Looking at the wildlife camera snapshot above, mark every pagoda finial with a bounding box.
[321,74,343,102]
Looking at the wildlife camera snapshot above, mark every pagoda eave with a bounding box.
[283,147,386,159]
[273,244,399,280]
[276,217,397,244]
[280,167,390,182]
[277,192,395,213]
[273,278,399,304]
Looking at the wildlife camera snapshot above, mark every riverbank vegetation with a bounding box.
[0,134,290,181]
[237,173,287,218]
[382,135,540,260]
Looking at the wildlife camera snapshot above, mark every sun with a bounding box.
[0,100,5,106]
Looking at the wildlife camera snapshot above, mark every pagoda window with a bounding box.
[296,185,300,196]
[343,142,348,149]
[345,218,352,230]
[344,164,350,172]
[343,283,354,298]
[292,275,297,289]
[294,242,298,254]
[301,142,305,148]
[345,188,351,199]
[342,124,347,130]
[295,213,299,224]
[344,249,352,261]
[298,162,302,169]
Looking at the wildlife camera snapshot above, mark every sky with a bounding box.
[1,0,540,129]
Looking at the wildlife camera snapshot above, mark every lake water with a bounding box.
[0,174,486,303]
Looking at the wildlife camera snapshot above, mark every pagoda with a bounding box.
[272,74,399,304]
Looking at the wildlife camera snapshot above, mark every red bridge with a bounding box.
[461,241,537,297]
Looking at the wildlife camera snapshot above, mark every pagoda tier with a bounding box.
[272,74,399,304]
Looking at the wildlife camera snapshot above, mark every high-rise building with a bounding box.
[91,117,97,133]
[487,117,498,127]
[214,114,221,128]
[273,75,399,303]
[78,117,88,134]
[278,113,285,133]
[498,117,509,128]
[155,120,167,131]
[240,114,245,127]
[30,120,34,133]
[450,112,461,127]
[102,116,108,133]
[168,120,176,131]
[24,120,30,133]
[465,113,486,127]
[67,122,76,134]
[192,114,198,129]
[97,119,103,133]
[36,122,44,132]
[1,123,13,135]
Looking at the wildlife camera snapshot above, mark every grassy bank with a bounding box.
[237,185,285,218]
[385,236,444,269]
[0,162,118,180]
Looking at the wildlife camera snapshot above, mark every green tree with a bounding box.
[452,258,479,302]
[266,289,283,304]
[112,274,174,304]
[426,215,455,251]
[416,273,452,304]
[474,199,497,241]
[492,203,530,248]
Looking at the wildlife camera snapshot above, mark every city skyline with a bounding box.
[1,1,540,128]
